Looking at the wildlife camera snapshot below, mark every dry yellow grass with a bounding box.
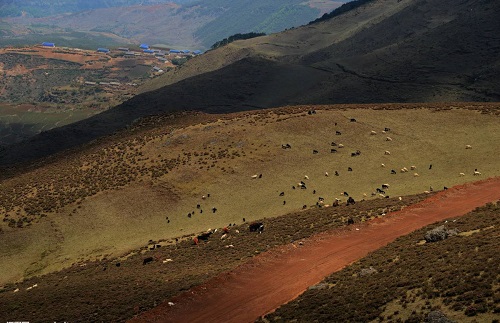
[1,105,499,285]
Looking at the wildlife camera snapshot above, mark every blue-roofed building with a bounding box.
[169,49,181,54]
[139,44,149,49]
[41,42,55,47]
[192,50,202,55]
[97,48,110,53]
[143,49,155,54]
[181,50,190,54]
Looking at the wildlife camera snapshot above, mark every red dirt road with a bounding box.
[130,178,500,323]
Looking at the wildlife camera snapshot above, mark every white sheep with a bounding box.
[413,172,419,177]
[370,130,377,135]
[384,150,391,155]
[398,197,402,201]
[379,193,385,197]
[381,163,386,167]
[403,167,409,172]
[459,172,465,176]
[338,144,344,148]
[474,171,481,176]
[465,145,472,149]
[325,172,329,177]
[304,175,309,180]
[410,165,417,170]
[386,137,393,141]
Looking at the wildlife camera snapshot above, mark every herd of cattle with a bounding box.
[150,112,480,263]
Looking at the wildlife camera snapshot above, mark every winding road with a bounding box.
[130,177,500,323]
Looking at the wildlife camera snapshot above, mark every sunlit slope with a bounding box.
[1,105,499,284]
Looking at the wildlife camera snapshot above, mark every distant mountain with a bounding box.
[0,0,345,49]
[1,0,499,166]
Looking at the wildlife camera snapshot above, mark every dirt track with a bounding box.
[130,177,500,323]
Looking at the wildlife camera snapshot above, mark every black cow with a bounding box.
[331,149,337,153]
[350,118,356,122]
[143,257,154,265]
[197,231,213,241]
[331,142,337,146]
[279,192,285,196]
[313,150,319,154]
[335,171,339,176]
[336,131,342,135]
[384,127,390,132]
[343,191,349,196]
[382,184,389,189]
[347,217,355,225]
[391,169,397,174]
[348,167,353,172]
[346,197,355,205]
[249,222,264,233]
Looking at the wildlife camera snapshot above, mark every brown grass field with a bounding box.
[0,103,499,321]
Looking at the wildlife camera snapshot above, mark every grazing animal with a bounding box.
[143,257,154,265]
[386,137,393,141]
[243,218,246,222]
[197,230,214,241]
[410,165,416,170]
[304,175,309,180]
[385,150,391,155]
[313,190,316,194]
[382,184,390,189]
[302,205,307,209]
[459,172,465,177]
[313,150,319,154]
[212,207,217,213]
[413,173,419,177]
[249,222,264,233]
[196,204,201,209]
[376,188,386,194]
[350,118,356,122]
[381,163,386,167]
[332,199,340,207]
[343,191,349,196]
[347,217,355,225]
[338,144,344,148]
[429,164,433,170]
[331,148,337,153]
[346,197,355,205]
[335,171,340,176]
[384,127,390,132]
[331,142,337,146]
[473,171,481,176]
[336,131,342,135]
[292,186,295,189]
[251,174,258,179]
[325,172,329,177]
[259,174,262,178]
[444,186,448,190]
[283,200,286,205]
[465,145,472,149]
[348,167,353,172]
[370,130,377,135]
[391,169,397,174]
[279,192,285,196]
[282,143,292,149]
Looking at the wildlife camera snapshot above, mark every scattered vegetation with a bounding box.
[0,194,428,322]
[210,32,266,50]
[261,202,500,322]
[309,0,376,25]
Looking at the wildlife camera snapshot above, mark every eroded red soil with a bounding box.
[130,177,500,323]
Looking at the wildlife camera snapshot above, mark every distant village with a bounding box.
[38,41,202,85]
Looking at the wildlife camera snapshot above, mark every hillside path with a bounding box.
[130,177,500,323]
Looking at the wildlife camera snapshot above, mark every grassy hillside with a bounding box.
[0,104,499,286]
[261,202,500,322]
